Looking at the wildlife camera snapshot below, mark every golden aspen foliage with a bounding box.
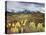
[12,23,15,27]
[15,21,21,27]
[7,23,11,28]
[29,22,36,32]
[37,23,44,32]
[10,27,19,32]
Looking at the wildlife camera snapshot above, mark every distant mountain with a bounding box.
[6,9,44,15]
[16,9,44,14]
[16,9,32,14]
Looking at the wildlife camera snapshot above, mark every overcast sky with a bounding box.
[7,1,45,12]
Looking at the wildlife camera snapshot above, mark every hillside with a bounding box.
[5,11,45,33]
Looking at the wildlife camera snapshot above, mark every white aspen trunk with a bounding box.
[21,27,23,33]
